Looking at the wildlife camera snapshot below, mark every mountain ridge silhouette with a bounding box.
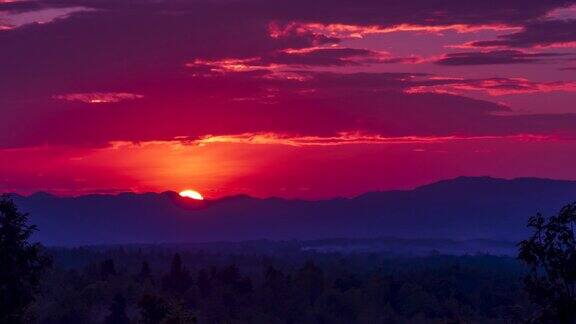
[8,176,576,246]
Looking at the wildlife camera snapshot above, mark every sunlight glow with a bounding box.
[179,189,204,200]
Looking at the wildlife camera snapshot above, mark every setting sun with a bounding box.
[179,189,204,200]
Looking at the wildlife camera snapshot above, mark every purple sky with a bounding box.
[1,0,576,198]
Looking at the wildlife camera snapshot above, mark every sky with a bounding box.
[1,0,576,198]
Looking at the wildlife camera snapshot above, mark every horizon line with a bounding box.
[4,175,576,201]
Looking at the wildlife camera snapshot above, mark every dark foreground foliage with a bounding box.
[0,196,51,323]
[10,198,576,323]
[26,246,530,323]
[519,203,576,323]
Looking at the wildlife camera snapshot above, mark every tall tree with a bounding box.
[136,260,153,283]
[296,261,325,306]
[162,253,193,294]
[519,203,576,323]
[0,195,51,323]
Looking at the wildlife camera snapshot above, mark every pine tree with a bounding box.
[0,195,51,322]
[162,253,193,294]
[136,260,153,283]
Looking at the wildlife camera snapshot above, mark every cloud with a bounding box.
[195,132,553,147]
[276,22,522,40]
[435,50,570,65]
[0,3,340,99]
[1,0,573,97]
[407,77,576,95]
[6,0,573,24]
[0,6,90,28]
[3,70,576,148]
[187,47,420,70]
[265,47,389,66]
[2,0,576,149]
[53,92,144,104]
[471,19,576,48]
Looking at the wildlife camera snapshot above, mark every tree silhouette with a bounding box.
[260,266,290,316]
[0,195,51,322]
[162,253,193,294]
[138,294,169,324]
[519,203,576,323]
[100,259,117,279]
[105,293,130,324]
[140,261,152,277]
[196,269,211,298]
[136,260,153,283]
[296,261,324,306]
[163,300,197,324]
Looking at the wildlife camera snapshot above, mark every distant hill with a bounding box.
[8,176,576,246]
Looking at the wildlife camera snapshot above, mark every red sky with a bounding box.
[1,0,576,198]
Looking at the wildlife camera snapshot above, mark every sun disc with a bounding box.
[179,189,204,200]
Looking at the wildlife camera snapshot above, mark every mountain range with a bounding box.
[8,176,576,246]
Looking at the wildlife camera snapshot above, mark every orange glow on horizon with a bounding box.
[0,134,565,199]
